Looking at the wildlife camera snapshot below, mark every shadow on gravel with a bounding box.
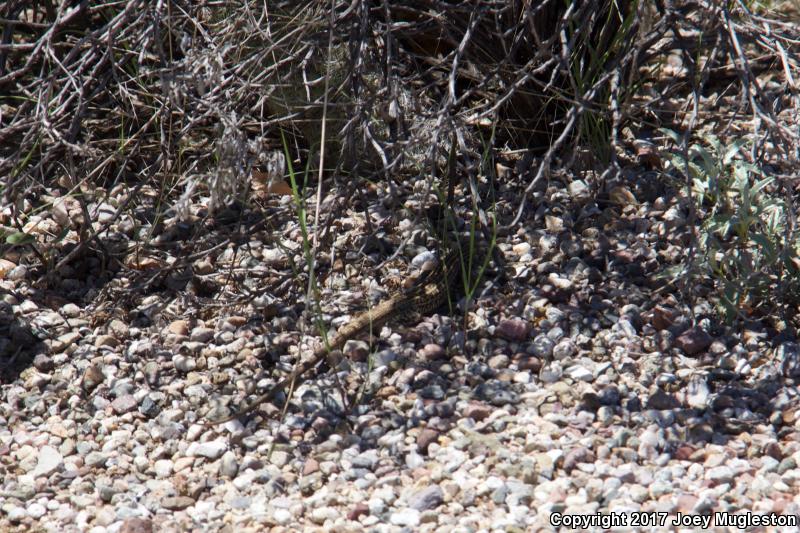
[0,202,268,384]
[0,293,46,384]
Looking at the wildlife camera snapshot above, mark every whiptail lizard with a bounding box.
[206,246,463,425]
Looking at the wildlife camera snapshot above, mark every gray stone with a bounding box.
[568,180,590,200]
[219,451,239,478]
[188,440,227,460]
[352,449,380,470]
[706,466,734,484]
[85,452,108,468]
[552,339,577,360]
[33,354,55,372]
[372,349,397,368]
[33,446,63,477]
[530,334,555,358]
[409,485,444,511]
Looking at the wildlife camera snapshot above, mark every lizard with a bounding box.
[206,245,463,425]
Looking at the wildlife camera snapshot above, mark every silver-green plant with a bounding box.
[663,128,799,321]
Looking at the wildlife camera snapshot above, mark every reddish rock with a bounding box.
[496,319,531,342]
[515,354,542,372]
[120,518,153,533]
[675,493,698,512]
[773,495,790,514]
[303,458,320,476]
[614,249,638,263]
[689,449,708,462]
[420,344,446,361]
[111,394,138,414]
[167,320,189,336]
[417,428,439,455]
[675,327,713,355]
[562,446,596,473]
[646,390,680,410]
[347,503,369,521]
[81,363,104,391]
[463,402,491,422]
[547,487,567,504]
[763,441,783,460]
[651,306,676,330]
[674,445,696,461]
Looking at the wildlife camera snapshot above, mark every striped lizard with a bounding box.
[206,246,462,425]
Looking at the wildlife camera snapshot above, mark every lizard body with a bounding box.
[207,247,461,425]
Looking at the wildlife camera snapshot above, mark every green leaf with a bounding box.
[6,232,35,246]
[750,233,775,261]
[723,138,747,165]
[696,145,717,176]
[751,175,774,197]
[659,127,682,144]
[655,264,685,281]
[687,161,704,180]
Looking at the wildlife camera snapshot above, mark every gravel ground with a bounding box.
[2,170,800,533]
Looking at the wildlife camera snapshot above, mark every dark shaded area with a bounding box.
[0,291,46,383]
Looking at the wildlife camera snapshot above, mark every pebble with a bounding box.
[187,440,228,460]
[310,506,339,524]
[463,402,491,421]
[95,334,119,348]
[352,449,380,470]
[372,349,397,367]
[269,450,290,467]
[530,334,555,358]
[85,452,108,468]
[33,354,55,372]
[219,451,239,478]
[410,249,437,268]
[344,339,370,362]
[347,503,369,521]
[487,354,509,369]
[168,320,190,336]
[162,496,195,510]
[390,508,421,527]
[154,459,173,478]
[172,354,196,373]
[417,428,439,454]
[26,503,46,519]
[33,446,63,477]
[420,343,446,361]
[568,180,590,200]
[7,506,26,522]
[675,327,713,355]
[552,339,577,360]
[190,327,215,343]
[567,365,593,381]
[496,319,530,341]
[111,394,138,414]
[82,364,105,391]
[409,485,444,511]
